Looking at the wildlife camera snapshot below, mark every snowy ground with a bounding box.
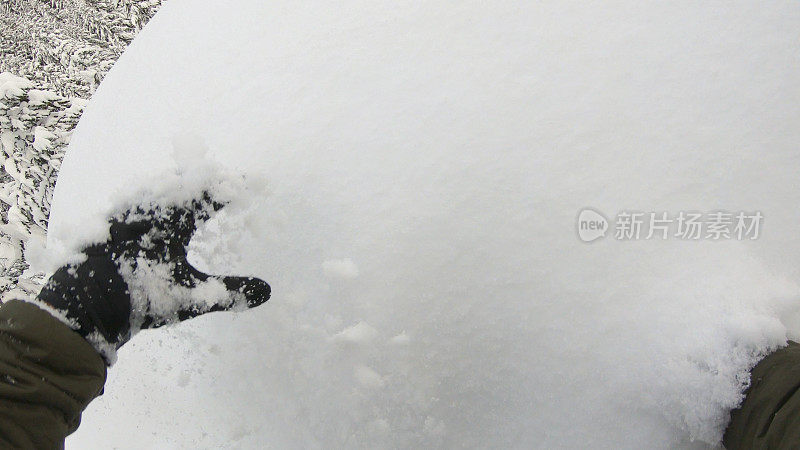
[41,1,800,448]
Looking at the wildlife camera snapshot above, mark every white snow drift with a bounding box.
[43,1,800,448]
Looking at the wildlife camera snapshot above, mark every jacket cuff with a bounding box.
[0,300,107,443]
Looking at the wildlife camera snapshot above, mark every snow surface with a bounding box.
[44,1,800,448]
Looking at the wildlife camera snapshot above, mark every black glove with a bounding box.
[37,192,270,363]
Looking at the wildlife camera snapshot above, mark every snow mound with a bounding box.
[46,1,800,448]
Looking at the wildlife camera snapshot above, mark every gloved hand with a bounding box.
[37,192,270,363]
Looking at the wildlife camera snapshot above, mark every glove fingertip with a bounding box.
[222,276,271,308]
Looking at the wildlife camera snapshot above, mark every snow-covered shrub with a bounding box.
[0,0,165,297]
[0,0,164,98]
[0,73,85,297]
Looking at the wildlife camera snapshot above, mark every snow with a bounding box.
[42,0,800,448]
[322,258,360,279]
[354,364,385,388]
[0,73,33,99]
[331,321,379,344]
[32,126,57,152]
[26,89,60,107]
[389,332,410,346]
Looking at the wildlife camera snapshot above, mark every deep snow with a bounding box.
[41,1,800,448]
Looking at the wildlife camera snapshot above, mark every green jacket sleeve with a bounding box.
[724,341,800,449]
[0,300,107,449]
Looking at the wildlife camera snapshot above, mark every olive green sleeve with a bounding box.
[724,341,800,450]
[0,300,107,449]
